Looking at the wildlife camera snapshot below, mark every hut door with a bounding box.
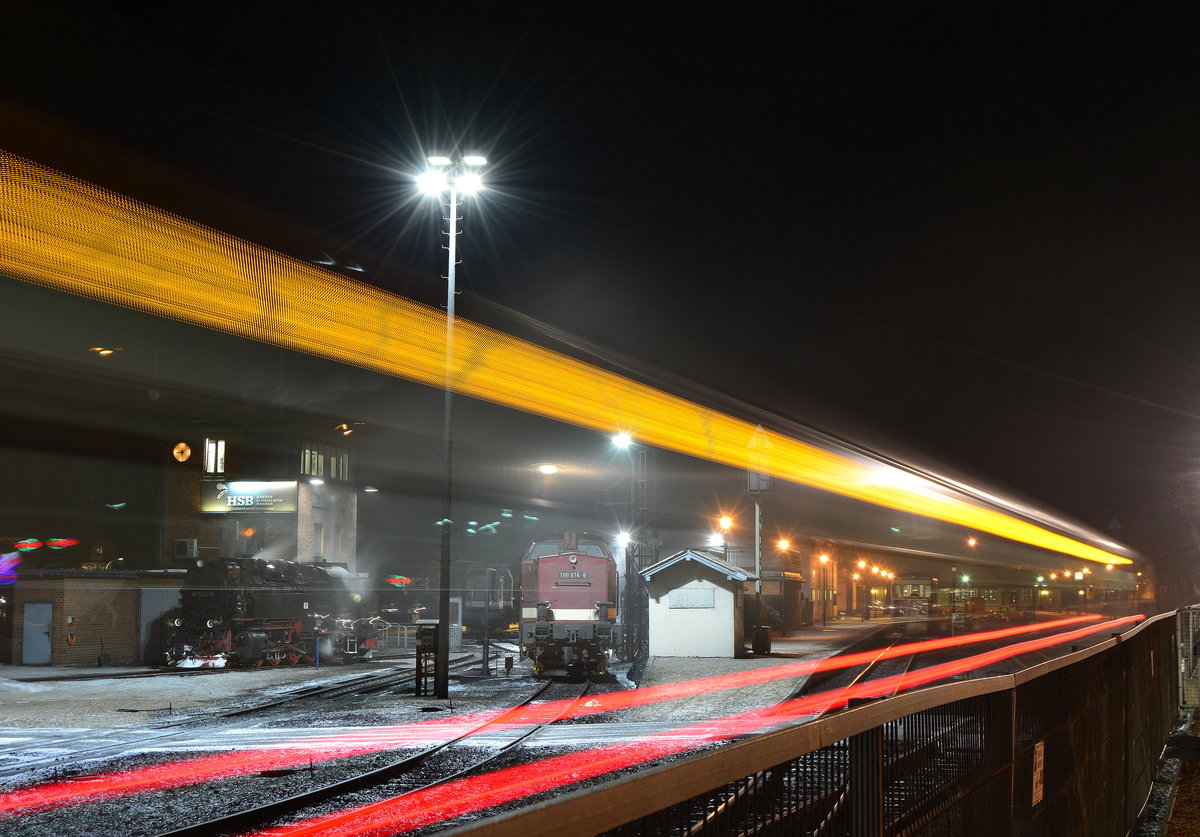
[22,603,52,664]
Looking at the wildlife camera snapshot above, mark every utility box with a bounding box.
[415,619,440,696]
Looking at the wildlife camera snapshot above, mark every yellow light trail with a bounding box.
[0,150,1131,565]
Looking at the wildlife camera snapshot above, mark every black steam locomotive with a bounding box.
[164,556,379,668]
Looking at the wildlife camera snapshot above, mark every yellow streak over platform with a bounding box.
[0,150,1131,565]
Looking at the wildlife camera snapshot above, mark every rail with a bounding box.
[445,612,1177,837]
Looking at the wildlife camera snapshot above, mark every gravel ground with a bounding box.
[0,658,640,837]
[1169,713,1200,837]
[0,663,395,729]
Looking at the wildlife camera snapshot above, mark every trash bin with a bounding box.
[753,625,771,654]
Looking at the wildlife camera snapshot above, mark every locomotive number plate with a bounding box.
[558,571,589,579]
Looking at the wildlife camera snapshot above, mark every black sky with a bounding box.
[6,3,1200,569]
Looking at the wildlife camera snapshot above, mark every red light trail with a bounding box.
[246,614,1144,837]
[0,614,1132,821]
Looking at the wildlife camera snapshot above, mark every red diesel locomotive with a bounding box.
[519,532,622,677]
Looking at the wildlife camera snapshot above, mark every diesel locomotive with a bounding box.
[519,532,622,677]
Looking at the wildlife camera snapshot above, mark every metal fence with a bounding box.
[451,613,1177,837]
[375,622,416,653]
[1178,606,1200,709]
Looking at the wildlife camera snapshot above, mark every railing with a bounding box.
[446,613,1177,836]
[374,623,416,654]
[1178,606,1200,708]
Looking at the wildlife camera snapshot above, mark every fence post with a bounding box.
[849,726,883,836]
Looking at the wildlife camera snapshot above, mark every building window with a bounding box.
[204,438,225,474]
[302,442,351,482]
[313,522,325,558]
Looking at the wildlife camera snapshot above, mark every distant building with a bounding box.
[165,430,358,572]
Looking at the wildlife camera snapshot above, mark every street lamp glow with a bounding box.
[718,515,733,532]
[707,533,725,548]
[457,171,484,195]
[537,463,559,475]
[615,532,631,548]
[417,169,448,195]
[612,432,633,449]
[418,156,486,196]
[819,554,829,564]
[776,538,790,551]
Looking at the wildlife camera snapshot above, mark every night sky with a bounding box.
[6,5,1200,581]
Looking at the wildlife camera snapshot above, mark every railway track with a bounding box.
[151,679,595,837]
[0,654,490,781]
[0,671,604,837]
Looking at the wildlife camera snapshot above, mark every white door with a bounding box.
[22,603,52,665]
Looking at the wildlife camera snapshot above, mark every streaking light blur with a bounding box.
[0,615,1115,817]
[243,615,1144,837]
[0,150,1131,565]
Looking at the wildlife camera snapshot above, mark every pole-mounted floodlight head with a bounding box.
[418,155,486,195]
[417,169,448,195]
[612,432,633,449]
[457,171,484,195]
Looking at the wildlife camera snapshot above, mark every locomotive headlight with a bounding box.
[352,594,362,603]
[171,618,182,627]
[206,619,218,628]
[569,555,578,564]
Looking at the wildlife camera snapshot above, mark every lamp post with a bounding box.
[613,433,640,661]
[482,567,496,675]
[819,553,829,627]
[418,153,486,699]
[857,559,868,620]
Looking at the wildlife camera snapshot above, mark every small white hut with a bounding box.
[642,549,749,657]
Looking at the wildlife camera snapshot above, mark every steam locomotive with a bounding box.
[164,556,379,668]
[519,532,622,677]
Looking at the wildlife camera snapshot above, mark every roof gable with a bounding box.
[641,548,750,582]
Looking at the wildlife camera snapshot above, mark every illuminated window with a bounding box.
[301,443,351,482]
[204,438,225,474]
